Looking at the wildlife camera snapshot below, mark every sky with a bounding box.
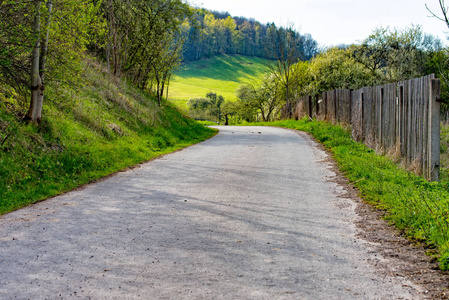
[188,0,449,47]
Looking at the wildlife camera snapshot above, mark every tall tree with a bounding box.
[264,24,301,119]
[1,0,103,123]
[103,0,190,105]
[426,0,449,29]
[0,1,36,103]
[25,0,53,124]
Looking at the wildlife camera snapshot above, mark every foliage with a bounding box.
[235,74,283,122]
[306,47,371,94]
[182,9,318,62]
[0,0,33,99]
[251,119,449,270]
[101,0,190,105]
[264,24,304,117]
[351,26,443,84]
[0,0,104,110]
[187,92,224,123]
[0,60,216,214]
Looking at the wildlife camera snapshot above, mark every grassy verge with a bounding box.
[441,123,449,182]
[251,119,449,270]
[0,60,216,215]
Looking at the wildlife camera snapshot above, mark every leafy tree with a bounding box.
[103,0,190,105]
[0,0,103,123]
[308,47,371,94]
[235,75,283,122]
[220,100,237,125]
[0,1,34,99]
[352,26,442,84]
[187,92,224,122]
[264,24,303,118]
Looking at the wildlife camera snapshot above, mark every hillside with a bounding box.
[0,59,215,214]
[168,55,268,109]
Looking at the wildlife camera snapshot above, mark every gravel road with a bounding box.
[0,126,423,299]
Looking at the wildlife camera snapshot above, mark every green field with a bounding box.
[168,55,268,110]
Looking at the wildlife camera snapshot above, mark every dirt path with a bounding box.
[0,126,441,299]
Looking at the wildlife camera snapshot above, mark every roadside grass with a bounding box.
[441,123,449,182]
[196,120,219,126]
[0,59,216,215]
[251,119,449,270]
[169,55,268,110]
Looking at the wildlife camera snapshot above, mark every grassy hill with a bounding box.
[168,55,268,110]
[0,59,216,214]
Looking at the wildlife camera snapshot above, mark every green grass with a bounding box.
[441,123,449,181]
[250,119,449,270]
[0,59,216,215]
[169,55,268,110]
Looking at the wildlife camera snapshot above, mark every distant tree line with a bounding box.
[217,25,449,124]
[181,9,319,62]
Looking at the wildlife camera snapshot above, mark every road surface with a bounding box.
[0,126,422,299]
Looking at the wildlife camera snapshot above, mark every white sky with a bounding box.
[188,0,449,47]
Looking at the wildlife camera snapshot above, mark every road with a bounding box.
[0,126,422,299]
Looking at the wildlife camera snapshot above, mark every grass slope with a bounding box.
[251,119,449,270]
[0,59,216,215]
[168,55,268,109]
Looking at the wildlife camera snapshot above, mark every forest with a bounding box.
[181,9,318,62]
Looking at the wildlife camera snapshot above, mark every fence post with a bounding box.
[349,89,353,124]
[308,96,313,120]
[323,92,328,120]
[333,90,338,123]
[427,78,441,181]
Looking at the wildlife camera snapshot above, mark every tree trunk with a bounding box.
[36,0,52,121]
[25,0,42,124]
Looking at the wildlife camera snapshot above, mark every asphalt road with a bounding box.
[0,126,422,299]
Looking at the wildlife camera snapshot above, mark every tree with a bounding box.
[0,1,34,102]
[25,0,53,124]
[426,0,449,29]
[352,27,390,83]
[352,26,442,84]
[310,47,371,93]
[220,101,237,125]
[0,0,103,123]
[425,0,449,113]
[235,75,283,122]
[103,0,190,105]
[180,10,318,63]
[187,92,224,122]
[264,24,303,119]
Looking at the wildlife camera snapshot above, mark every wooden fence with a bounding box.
[287,74,441,181]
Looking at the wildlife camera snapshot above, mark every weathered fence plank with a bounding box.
[286,74,441,181]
